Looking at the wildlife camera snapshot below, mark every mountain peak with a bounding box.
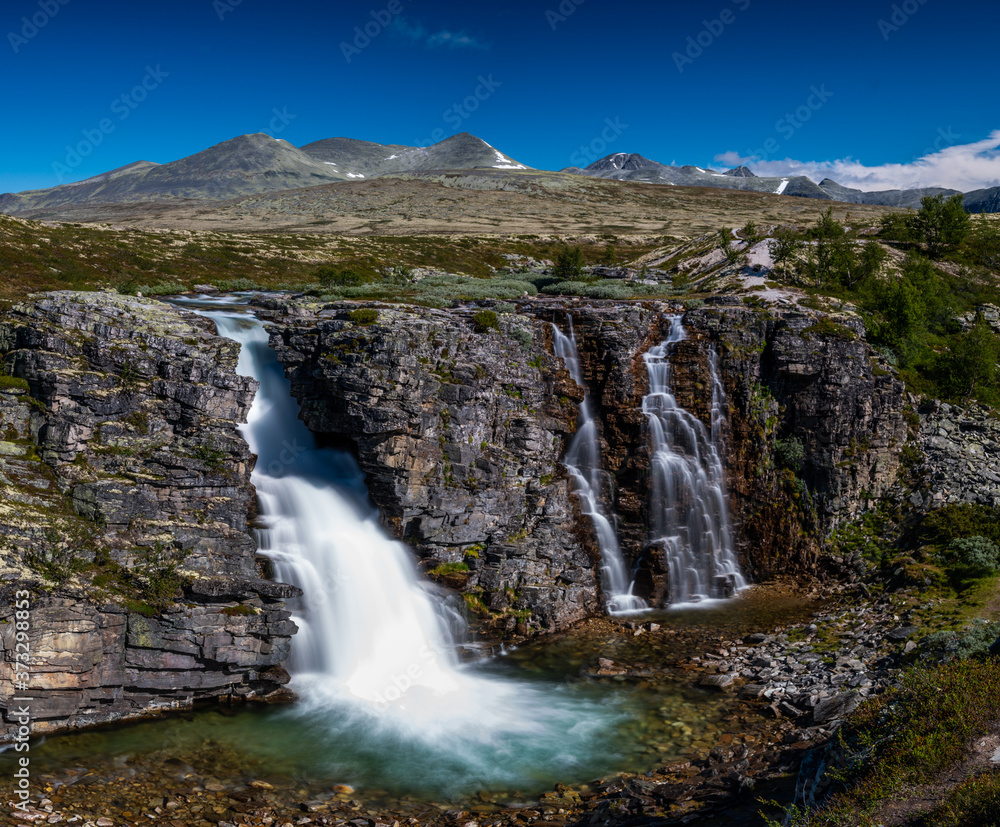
[724,166,756,178]
[586,153,662,173]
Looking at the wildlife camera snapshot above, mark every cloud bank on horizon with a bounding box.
[715,130,1000,193]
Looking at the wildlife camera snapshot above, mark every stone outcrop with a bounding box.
[263,299,600,635]
[0,291,297,740]
[910,401,1000,509]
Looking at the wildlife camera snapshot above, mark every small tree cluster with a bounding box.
[878,194,971,259]
[552,246,585,279]
[805,209,889,289]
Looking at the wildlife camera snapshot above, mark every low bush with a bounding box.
[947,536,1000,578]
[472,310,499,333]
[509,326,533,351]
[774,437,805,472]
[347,308,379,326]
[214,277,260,292]
[922,504,1000,547]
[921,620,1000,662]
[316,264,375,287]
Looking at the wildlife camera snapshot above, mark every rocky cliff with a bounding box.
[0,292,296,740]
[265,297,908,618]
[0,290,911,741]
[546,303,906,590]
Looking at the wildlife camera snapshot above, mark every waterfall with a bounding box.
[189,301,629,791]
[642,316,746,605]
[552,319,647,615]
[208,311,467,706]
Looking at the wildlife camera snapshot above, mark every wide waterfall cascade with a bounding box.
[642,316,747,605]
[552,320,647,615]
[209,311,467,706]
[189,299,629,791]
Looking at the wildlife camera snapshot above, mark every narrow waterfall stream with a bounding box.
[642,316,747,605]
[552,320,647,615]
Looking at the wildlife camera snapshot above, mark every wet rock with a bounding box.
[700,673,736,690]
[812,691,861,725]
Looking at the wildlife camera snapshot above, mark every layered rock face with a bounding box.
[0,292,296,739]
[264,300,601,634]
[686,308,907,580]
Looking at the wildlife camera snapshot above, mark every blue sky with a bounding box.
[3,0,999,194]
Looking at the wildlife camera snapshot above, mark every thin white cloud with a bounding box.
[714,130,1000,192]
[391,17,489,50]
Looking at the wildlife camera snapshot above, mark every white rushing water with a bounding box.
[193,301,630,792]
[552,320,647,615]
[642,316,747,605]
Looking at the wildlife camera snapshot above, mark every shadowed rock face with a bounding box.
[0,292,298,739]
[552,305,906,592]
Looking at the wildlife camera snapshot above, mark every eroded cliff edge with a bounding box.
[0,292,296,739]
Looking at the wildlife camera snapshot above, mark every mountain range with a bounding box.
[0,133,529,215]
[1,133,997,217]
[562,152,989,211]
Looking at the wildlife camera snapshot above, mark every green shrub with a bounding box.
[922,504,1000,546]
[494,301,516,314]
[936,314,1000,402]
[126,280,186,296]
[542,280,589,296]
[915,193,971,258]
[921,620,1000,662]
[347,308,379,326]
[509,326,533,351]
[472,310,499,333]
[774,437,805,472]
[553,245,585,279]
[878,211,919,243]
[316,265,373,287]
[214,277,260,292]
[948,536,1000,578]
